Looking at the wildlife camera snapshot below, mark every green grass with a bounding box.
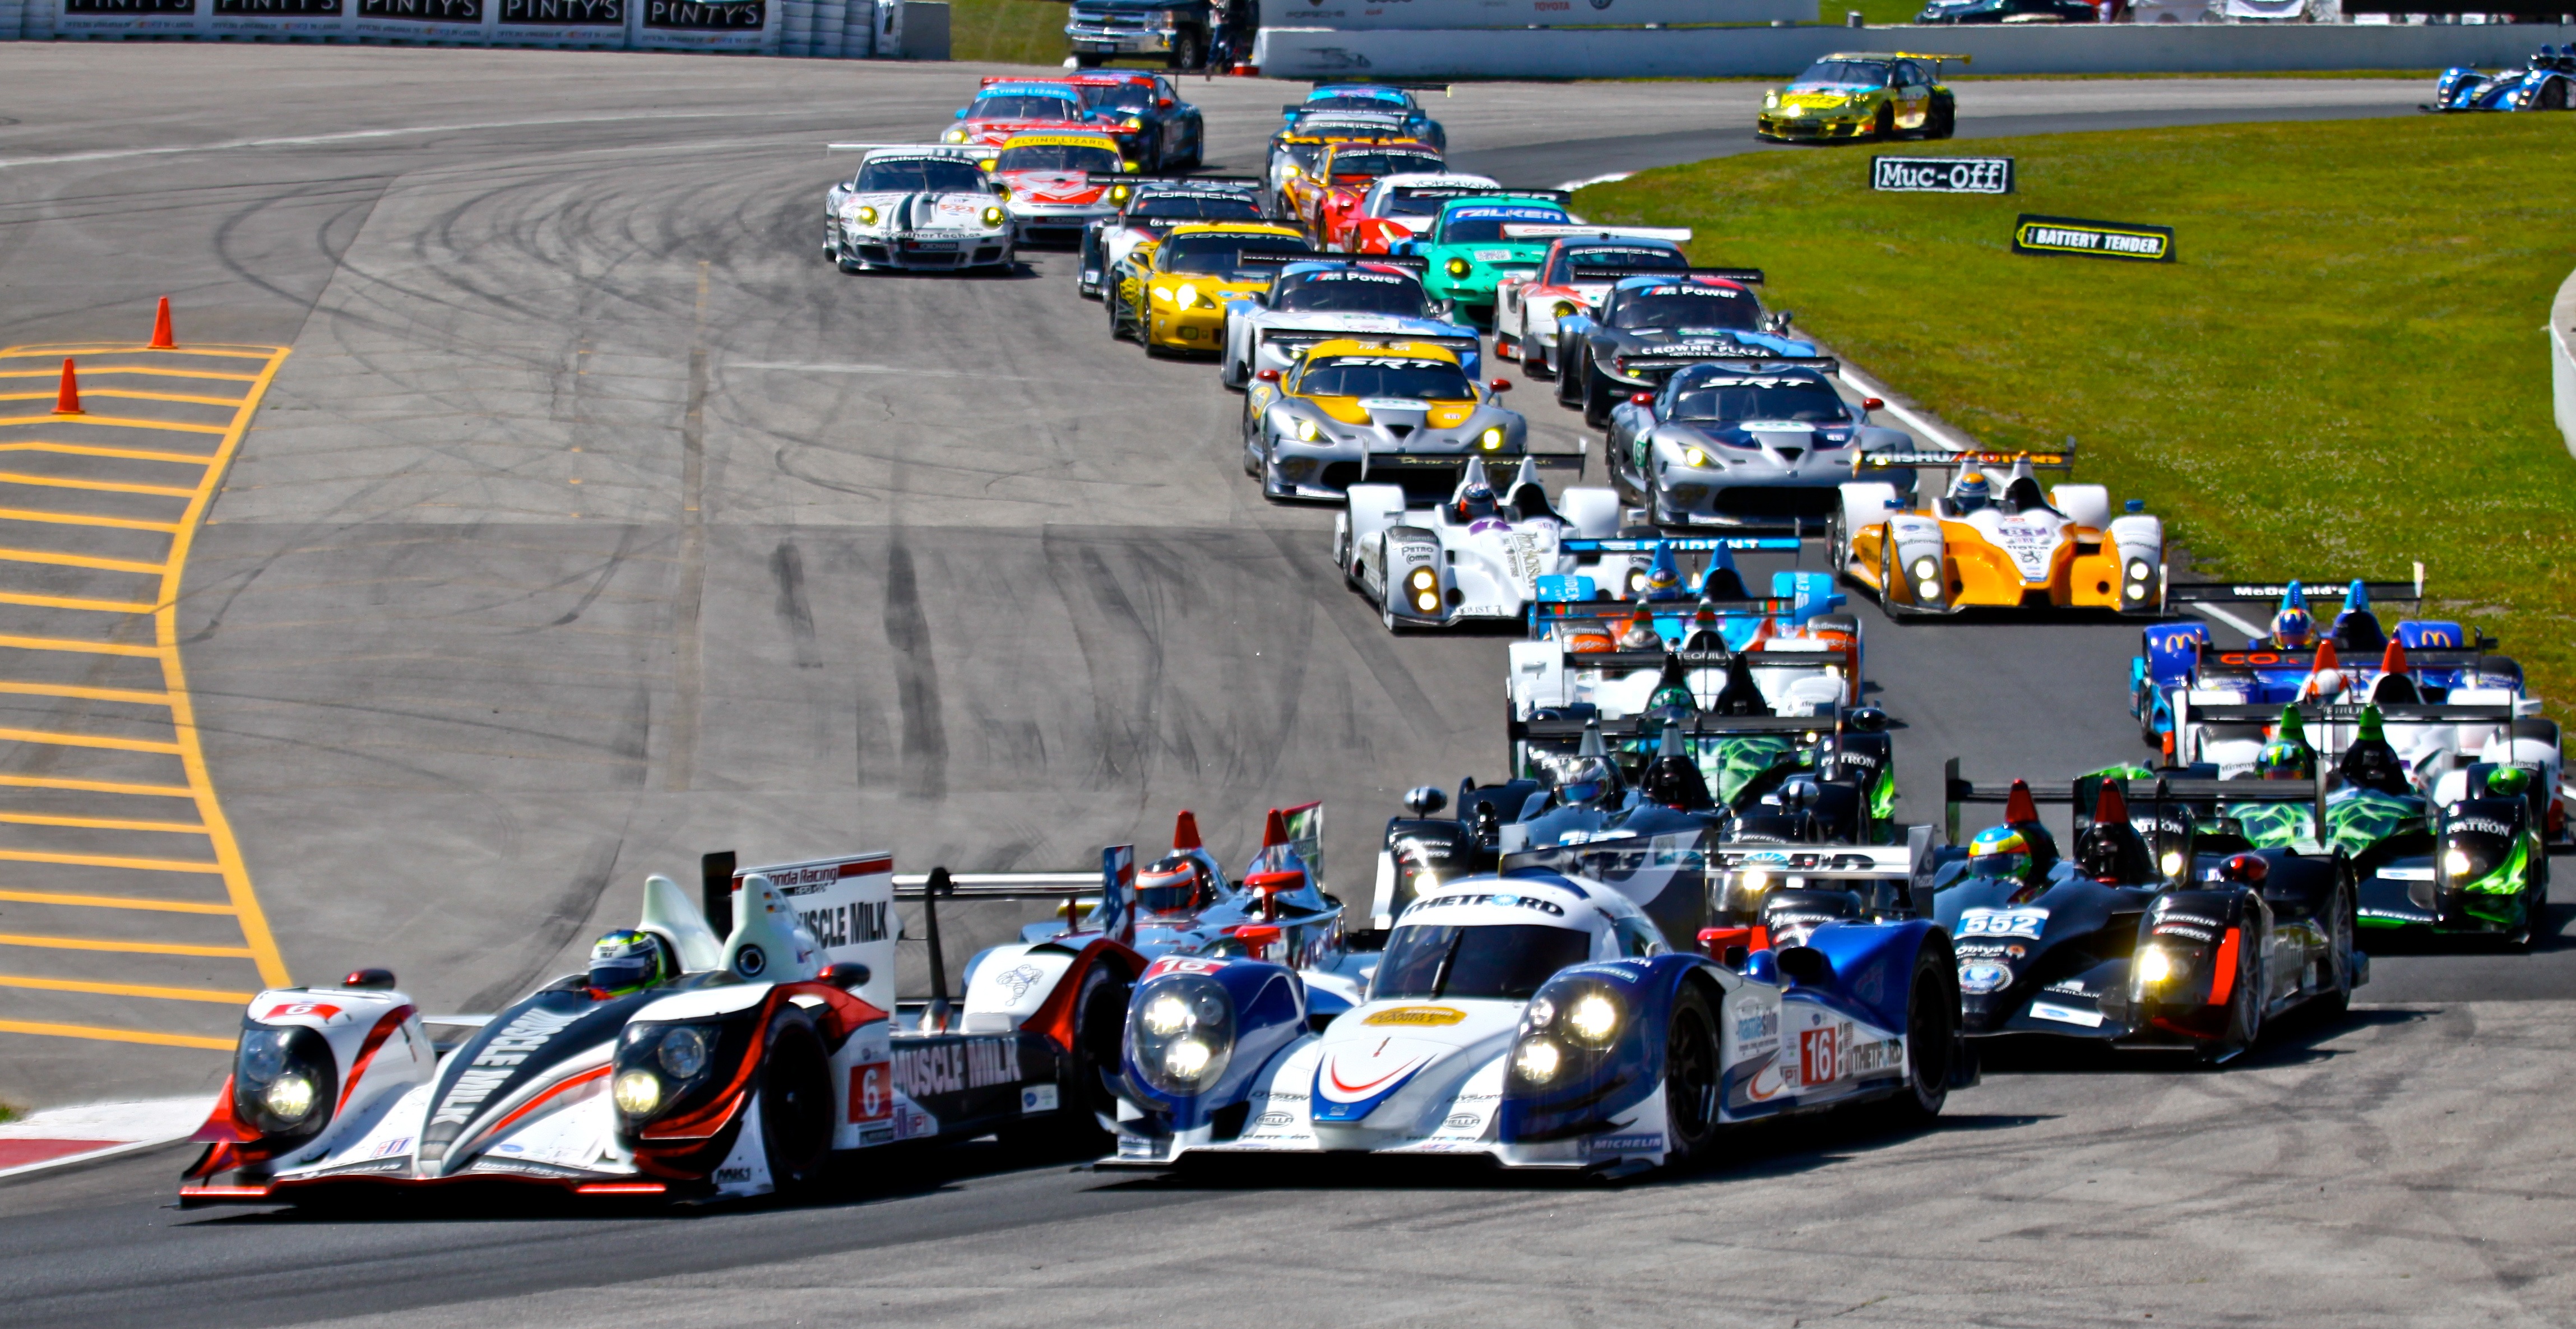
[948,0,1071,65]
[1575,117,2576,716]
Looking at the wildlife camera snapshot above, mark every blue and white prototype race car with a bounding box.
[1104,841,1965,1175]
[2429,45,2576,112]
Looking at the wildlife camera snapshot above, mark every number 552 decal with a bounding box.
[1957,907,2048,940]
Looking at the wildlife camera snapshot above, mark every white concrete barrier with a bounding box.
[2553,267,2576,461]
[7,0,948,55]
[1252,21,2576,78]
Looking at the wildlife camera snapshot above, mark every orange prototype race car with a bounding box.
[1830,447,2167,618]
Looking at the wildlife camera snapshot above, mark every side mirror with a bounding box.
[1776,945,1834,987]
[1488,378,1512,393]
[953,108,967,119]
[821,962,871,990]
[1862,396,1884,410]
[1256,368,1282,382]
[1630,391,1654,405]
[1403,784,1449,817]
[1159,97,1175,109]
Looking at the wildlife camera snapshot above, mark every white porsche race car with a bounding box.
[824,143,1014,275]
[1335,457,1641,631]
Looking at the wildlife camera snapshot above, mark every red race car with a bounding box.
[1332,173,1532,255]
[1280,138,1444,247]
[945,78,1095,150]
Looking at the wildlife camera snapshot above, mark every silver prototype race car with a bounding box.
[823,143,1014,275]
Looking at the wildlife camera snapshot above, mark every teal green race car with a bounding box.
[1393,195,1578,323]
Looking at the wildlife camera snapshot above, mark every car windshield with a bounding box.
[1272,272,1429,316]
[1306,93,1410,114]
[1084,83,1156,112]
[1131,194,1265,221]
[1556,247,1683,281]
[1157,234,1314,276]
[1669,376,1848,423]
[1439,205,1569,243]
[1370,923,1593,1001]
[1612,288,1760,331]
[998,143,1122,173]
[1298,354,1472,400]
[1329,151,1443,180]
[969,95,1082,121]
[1794,60,1890,88]
[854,159,988,194]
[1280,142,1327,170]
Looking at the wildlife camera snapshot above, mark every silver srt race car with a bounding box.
[1550,271,1822,427]
[1244,336,1533,502]
[824,144,1013,274]
[1335,457,1638,631]
[1220,257,1480,390]
[1076,177,1268,299]
[1607,362,1909,529]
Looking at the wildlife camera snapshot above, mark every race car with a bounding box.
[1247,337,1531,502]
[1394,196,1583,325]
[1072,71,1206,172]
[1831,448,2165,617]
[824,145,1013,275]
[1076,177,1268,299]
[1218,257,1479,390]
[1285,83,1450,152]
[1933,774,2361,1062]
[179,853,1133,1207]
[1106,817,1962,1174]
[1555,272,1822,425]
[1757,52,1963,142]
[946,79,1095,149]
[1336,457,1648,630]
[988,130,1134,247]
[1280,138,1447,244]
[1608,362,1910,529]
[1492,230,1701,376]
[2430,45,2576,112]
[1107,222,1314,354]
[1323,172,1500,254]
[1263,112,1418,216]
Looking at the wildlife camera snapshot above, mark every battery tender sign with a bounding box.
[2012,214,2175,263]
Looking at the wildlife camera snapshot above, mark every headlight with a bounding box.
[982,206,1004,228]
[1550,302,1578,321]
[1765,91,1780,108]
[1513,1039,1564,1083]
[1175,281,1199,308]
[1447,257,1470,277]
[233,1024,337,1140]
[1683,446,1708,467]
[656,1025,708,1078]
[1478,426,1504,450]
[2126,559,2152,582]
[2136,944,2175,987]
[1129,976,1235,1096]
[1292,416,1319,442]
[2444,847,2474,877]
[262,1072,317,1122]
[1415,590,1439,613]
[855,206,878,225]
[1408,568,1436,592]
[1109,183,1131,203]
[1564,993,1619,1046]
[612,1068,662,1115]
[2159,849,2184,877]
[1917,579,1942,600]
[1124,115,1145,130]
[943,128,966,143]
[1523,980,1621,1050]
[1910,556,1938,581]
[1282,164,1301,179]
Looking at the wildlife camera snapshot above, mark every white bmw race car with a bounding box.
[824,143,1014,274]
[1335,457,1640,631]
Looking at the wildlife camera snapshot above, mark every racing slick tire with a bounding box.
[1582,364,1616,430]
[2540,80,2570,112]
[1878,543,1922,619]
[1661,983,1722,1168]
[1333,521,1359,589]
[1107,284,1130,341]
[2325,879,2360,1009]
[1873,104,1897,140]
[2199,918,2267,1066]
[837,252,863,275]
[1925,95,1957,139]
[1521,322,1554,381]
[758,1006,836,1196]
[1006,957,1131,1151]
[1557,342,1584,408]
[1869,941,1957,1126]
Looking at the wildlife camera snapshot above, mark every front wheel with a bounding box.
[1522,324,1554,381]
[1874,103,1897,140]
[1925,95,1957,139]
[1873,943,1956,1126]
[2200,922,2266,1065]
[1556,342,1584,407]
[757,1008,835,1196]
[1582,364,1615,429]
[1660,984,1721,1168]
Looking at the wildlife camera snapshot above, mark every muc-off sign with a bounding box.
[2013,214,2175,263]
[1871,156,2013,195]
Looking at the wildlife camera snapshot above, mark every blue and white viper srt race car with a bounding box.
[2429,45,2575,112]
[1104,848,1963,1174]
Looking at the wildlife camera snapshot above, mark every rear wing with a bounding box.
[1618,349,1837,377]
[2183,701,2523,726]
[1854,448,2072,474]
[1513,712,1838,742]
[1562,535,1804,555]
[825,142,979,156]
[2165,567,2425,604]
[1507,832,1935,916]
[1400,186,1571,206]
[1284,254,1433,278]
[1128,174,1264,191]
[1943,756,2328,848]
[1504,224,1693,242]
[1259,329,1477,364]
[1363,447,1584,476]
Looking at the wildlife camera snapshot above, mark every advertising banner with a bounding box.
[2012,214,2174,262]
[493,0,622,43]
[351,0,487,40]
[632,0,770,49]
[209,0,349,38]
[56,0,205,38]
[1258,0,1812,31]
[1871,155,2013,195]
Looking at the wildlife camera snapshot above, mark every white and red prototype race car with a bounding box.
[180,853,1141,1207]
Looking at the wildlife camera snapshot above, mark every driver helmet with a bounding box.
[1966,825,2033,883]
[589,928,675,997]
[2481,765,2533,799]
[1134,854,1215,916]
[1646,680,1695,716]
[2256,739,2315,781]
[1454,479,1499,522]
[2269,606,2314,650]
[1948,470,1994,515]
[1616,613,1659,651]
[1541,751,1624,811]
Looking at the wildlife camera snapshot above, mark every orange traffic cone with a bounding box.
[53,359,82,416]
[148,298,175,350]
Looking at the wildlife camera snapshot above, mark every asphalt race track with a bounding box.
[0,47,2564,1328]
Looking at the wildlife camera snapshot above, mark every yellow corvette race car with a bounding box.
[1757,52,1964,142]
[1108,221,1314,354]
[1831,448,2166,617]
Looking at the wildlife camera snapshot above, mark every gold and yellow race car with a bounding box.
[1107,222,1314,355]
[1240,336,1531,501]
[1831,448,2166,617]
[1757,52,1964,142]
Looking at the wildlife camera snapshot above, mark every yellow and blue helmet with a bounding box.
[1967,825,2032,879]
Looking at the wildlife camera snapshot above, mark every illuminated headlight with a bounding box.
[2135,944,2175,987]
[1917,579,1941,600]
[612,1068,662,1115]
[2159,849,2184,877]
[1129,975,1235,1095]
[1124,115,1146,130]
[1513,1039,1564,1083]
[1478,426,1504,450]
[1741,868,1770,894]
[981,206,1005,228]
[1683,446,1708,468]
[854,206,878,225]
[1550,301,1578,321]
[1282,165,1302,179]
[233,1024,336,1139]
[2126,559,2152,582]
[2444,847,2474,878]
[1109,184,1131,203]
[1764,91,1780,108]
[1447,257,1470,277]
[1175,281,1201,308]
[943,127,967,143]
[1910,556,1938,581]
[1152,285,1175,306]
[1564,993,1619,1046]
[1408,568,1437,592]
[262,1072,316,1122]
[1292,416,1320,443]
[1163,1038,1215,1079]
[1414,590,1440,613]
